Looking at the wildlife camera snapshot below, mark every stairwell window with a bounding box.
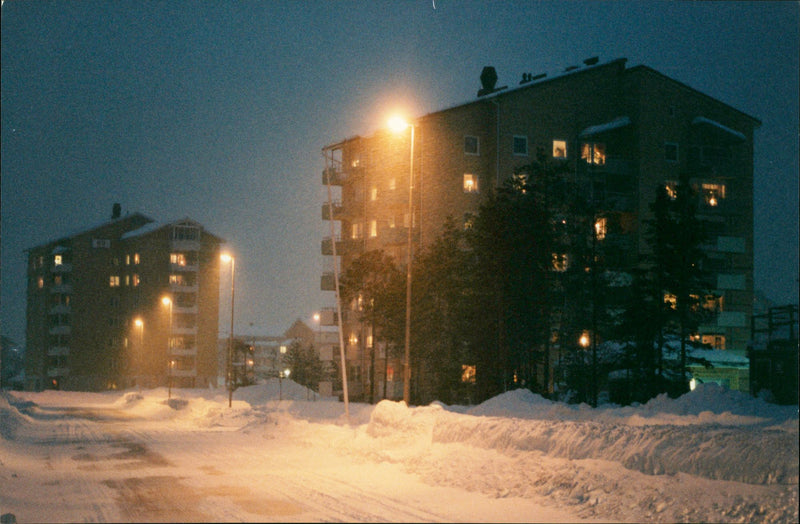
[553,140,567,159]
[513,135,528,156]
[464,135,479,156]
[664,142,679,162]
[463,174,479,193]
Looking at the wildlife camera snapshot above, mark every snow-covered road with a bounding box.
[1,382,797,523]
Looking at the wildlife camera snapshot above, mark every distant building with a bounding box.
[321,57,760,401]
[25,206,223,391]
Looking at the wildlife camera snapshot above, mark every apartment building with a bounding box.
[25,205,223,391]
[322,57,759,400]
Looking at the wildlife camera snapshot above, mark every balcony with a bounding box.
[322,167,346,186]
[170,239,201,252]
[47,346,70,357]
[47,367,69,378]
[171,369,197,378]
[49,304,71,315]
[321,200,345,221]
[51,263,73,273]
[169,347,198,357]
[49,284,73,294]
[169,282,198,293]
[318,308,338,326]
[48,325,71,336]
[321,236,361,256]
[321,271,336,291]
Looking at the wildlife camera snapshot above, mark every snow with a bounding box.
[1,381,797,523]
[579,116,632,137]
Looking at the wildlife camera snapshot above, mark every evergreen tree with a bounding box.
[339,249,405,402]
[635,172,715,396]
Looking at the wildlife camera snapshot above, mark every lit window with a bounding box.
[461,365,476,383]
[389,178,396,191]
[125,275,130,286]
[37,276,44,289]
[701,334,726,350]
[464,215,474,230]
[351,223,363,239]
[280,345,287,354]
[553,140,567,159]
[702,183,726,207]
[463,174,478,193]
[171,253,187,266]
[664,181,678,200]
[512,135,528,156]
[581,142,606,165]
[369,220,377,238]
[54,255,63,266]
[53,275,63,286]
[169,274,184,285]
[366,334,373,348]
[134,253,140,264]
[664,293,677,309]
[386,365,394,382]
[464,135,479,155]
[664,142,679,162]
[388,216,396,229]
[703,294,723,312]
[132,274,140,287]
[125,254,131,265]
[370,186,378,201]
[594,217,607,240]
[348,333,358,346]
[552,253,568,272]
[109,275,120,287]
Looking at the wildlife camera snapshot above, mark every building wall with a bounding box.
[25,213,222,391]
[321,58,759,399]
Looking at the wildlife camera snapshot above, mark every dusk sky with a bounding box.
[2,1,798,346]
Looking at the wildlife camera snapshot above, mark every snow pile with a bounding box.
[2,381,797,523]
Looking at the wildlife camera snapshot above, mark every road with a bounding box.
[1,395,574,523]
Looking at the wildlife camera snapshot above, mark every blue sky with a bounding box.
[2,1,798,344]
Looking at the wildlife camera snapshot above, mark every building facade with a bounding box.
[25,206,223,391]
[320,57,760,400]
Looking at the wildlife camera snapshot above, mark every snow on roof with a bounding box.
[120,221,165,240]
[691,116,746,141]
[689,348,749,367]
[28,212,155,251]
[580,116,632,137]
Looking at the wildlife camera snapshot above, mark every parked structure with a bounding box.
[25,205,223,391]
[749,304,799,404]
[321,57,759,401]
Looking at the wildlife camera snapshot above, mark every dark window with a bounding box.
[464,136,479,155]
[512,136,528,156]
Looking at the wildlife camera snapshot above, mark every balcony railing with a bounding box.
[321,271,336,291]
[322,167,346,186]
[321,200,345,221]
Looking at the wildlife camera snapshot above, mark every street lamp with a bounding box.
[221,253,236,407]
[161,297,172,398]
[389,115,415,405]
[134,317,143,390]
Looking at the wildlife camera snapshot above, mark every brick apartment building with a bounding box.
[25,205,223,391]
[320,57,760,401]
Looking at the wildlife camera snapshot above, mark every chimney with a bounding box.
[478,66,498,96]
[112,203,121,220]
[477,66,507,97]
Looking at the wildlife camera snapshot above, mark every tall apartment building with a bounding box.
[25,205,223,391]
[321,58,760,400]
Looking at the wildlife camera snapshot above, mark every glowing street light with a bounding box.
[134,317,144,389]
[389,115,415,405]
[221,252,236,407]
[161,297,173,398]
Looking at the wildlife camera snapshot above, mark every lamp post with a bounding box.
[221,253,236,407]
[134,317,143,390]
[161,297,172,398]
[389,115,415,405]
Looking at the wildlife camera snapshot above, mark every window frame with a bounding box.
[512,135,528,156]
[464,135,480,156]
[552,139,568,160]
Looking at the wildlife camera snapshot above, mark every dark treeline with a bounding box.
[341,154,714,406]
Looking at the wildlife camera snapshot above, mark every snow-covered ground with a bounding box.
[1,381,797,522]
